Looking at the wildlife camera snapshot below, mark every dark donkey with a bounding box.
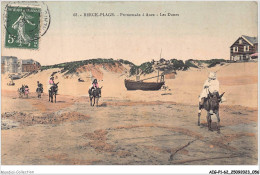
[49,82,59,103]
[89,87,102,107]
[36,87,42,98]
[36,87,43,98]
[36,82,43,98]
[198,91,225,132]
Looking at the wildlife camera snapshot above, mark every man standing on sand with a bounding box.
[198,72,219,114]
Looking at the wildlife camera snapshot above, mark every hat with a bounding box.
[208,72,216,79]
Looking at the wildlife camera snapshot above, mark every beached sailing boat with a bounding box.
[124,50,165,91]
[124,79,165,91]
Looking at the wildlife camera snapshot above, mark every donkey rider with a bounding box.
[48,76,55,91]
[198,72,220,114]
[89,79,101,96]
[90,79,99,92]
[21,84,25,93]
[37,81,43,93]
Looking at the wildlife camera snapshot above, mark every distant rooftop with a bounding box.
[242,35,258,45]
[21,59,41,65]
[21,59,35,64]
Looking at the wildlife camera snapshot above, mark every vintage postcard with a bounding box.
[1,1,258,174]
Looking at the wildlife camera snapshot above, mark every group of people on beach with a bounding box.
[23,72,222,108]
[44,76,100,94]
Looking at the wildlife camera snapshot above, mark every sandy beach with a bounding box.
[1,62,258,165]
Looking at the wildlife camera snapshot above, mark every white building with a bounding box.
[1,56,20,73]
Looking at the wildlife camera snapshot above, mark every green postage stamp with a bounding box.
[5,6,41,49]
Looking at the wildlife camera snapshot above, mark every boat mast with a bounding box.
[157,49,162,83]
[136,67,140,81]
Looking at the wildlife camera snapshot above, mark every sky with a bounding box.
[1,1,258,66]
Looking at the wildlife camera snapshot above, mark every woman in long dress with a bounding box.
[12,11,35,46]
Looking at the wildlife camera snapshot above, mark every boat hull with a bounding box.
[124,79,164,91]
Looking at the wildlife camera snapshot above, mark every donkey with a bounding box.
[89,87,102,107]
[198,91,225,133]
[18,85,29,98]
[49,82,59,103]
[36,87,43,98]
[18,86,24,98]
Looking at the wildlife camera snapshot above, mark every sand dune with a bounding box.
[1,62,258,107]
